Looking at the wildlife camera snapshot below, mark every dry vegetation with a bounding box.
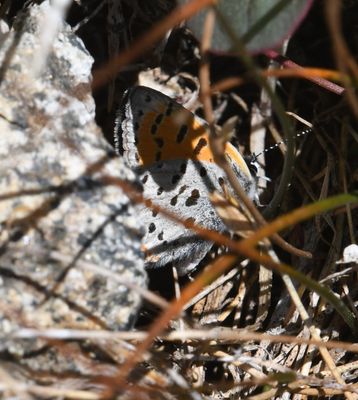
[0,0,357,399]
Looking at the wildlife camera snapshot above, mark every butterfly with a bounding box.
[115,86,256,276]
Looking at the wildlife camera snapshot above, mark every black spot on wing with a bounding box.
[185,189,200,207]
[170,195,178,206]
[166,101,174,116]
[148,222,156,233]
[193,138,208,155]
[179,185,187,194]
[155,113,164,125]
[176,125,188,143]
[155,138,164,148]
[199,166,207,177]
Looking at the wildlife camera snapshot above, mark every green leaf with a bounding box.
[181,0,313,53]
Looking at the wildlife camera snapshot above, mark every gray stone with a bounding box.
[0,0,146,370]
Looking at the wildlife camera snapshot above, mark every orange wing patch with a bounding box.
[136,100,251,179]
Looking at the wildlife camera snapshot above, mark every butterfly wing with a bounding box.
[116,86,255,275]
[139,159,230,275]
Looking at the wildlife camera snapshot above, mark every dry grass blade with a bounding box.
[1,1,358,398]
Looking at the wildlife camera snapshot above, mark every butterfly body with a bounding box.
[115,86,256,275]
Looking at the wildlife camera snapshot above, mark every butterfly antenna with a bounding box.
[250,126,313,164]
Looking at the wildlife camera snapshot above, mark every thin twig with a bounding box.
[8,327,358,353]
[198,9,312,259]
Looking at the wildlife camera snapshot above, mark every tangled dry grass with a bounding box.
[0,0,357,399]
